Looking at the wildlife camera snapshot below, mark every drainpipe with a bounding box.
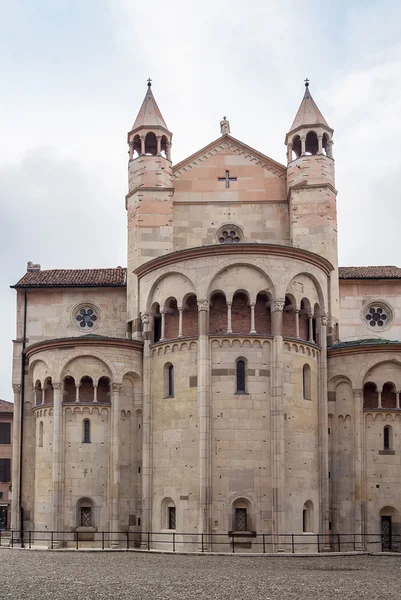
[19,290,27,547]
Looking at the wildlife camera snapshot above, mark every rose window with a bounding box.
[218,229,241,244]
[365,306,388,328]
[76,308,98,329]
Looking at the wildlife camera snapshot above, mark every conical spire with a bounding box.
[131,79,168,133]
[289,80,330,132]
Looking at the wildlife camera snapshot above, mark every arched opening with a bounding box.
[380,506,399,551]
[38,421,44,447]
[164,297,179,339]
[232,498,252,533]
[299,298,310,341]
[44,377,54,404]
[305,131,318,155]
[144,131,157,155]
[313,303,320,345]
[255,292,271,334]
[97,377,110,403]
[34,380,42,406]
[77,497,94,528]
[322,133,329,156]
[209,292,227,334]
[231,291,250,334]
[63,376,76,403]
[303,364,311,400]
[182,294,198,337]
[161,135,168,158]
[83,419,91,443]
[283,295,296,337]
[363,382,378,409]
[303,501,314,533]
[382,382,397,409]
[152,303,162,343]
[133,134,141,158]
[236,358,247,394]
[292,135,301,159]
[164,363,174,398]
[79,376,94,402]
[161,497,176,530]
[383,425,392,451]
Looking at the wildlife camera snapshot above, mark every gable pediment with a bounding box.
[172,135,287,203]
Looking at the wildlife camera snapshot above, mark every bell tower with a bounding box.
[126,80,174,328]
[285,80,339,335]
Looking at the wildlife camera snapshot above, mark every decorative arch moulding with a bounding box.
[25,336,143,359]
[134,243,334,279]
[328,343,401,358]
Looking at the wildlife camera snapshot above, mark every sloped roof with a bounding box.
[13,267,127,288]
[289,86,330,132]
[131,85,168,131]
[0,399,13,413]
[339,266,401,280]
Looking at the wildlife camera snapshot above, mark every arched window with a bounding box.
[363,382,378,409]
[44,378,54,404]
[83,419,91,444]
[384,426,392,451]
[292,135,301,159]
[236,359,246,394]
[232,498,252,533]
[38,421,44,447]
[161,497,176,530]
[97,376,110,403]
[34,380,42,406]
[145,132,157,155]
[63,376,76,403]
[303,364,311,400]
[164,363,174,398]
[77,497,94,527]
[382,382,397,409]
[152,303,162,343]
[79,376,94,402]
[305,131,318,155]
[303,501,313,533]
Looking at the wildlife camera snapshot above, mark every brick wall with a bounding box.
[182,296,198,337]
[231,293,251,334]
[209,294,227,334]
[363,383,378,409]
[382,383,397,409]
[255,296,271,334]
[283,310,296,337]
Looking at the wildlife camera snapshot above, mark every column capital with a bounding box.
[320,314,328,326]
[112,383,122,392]
[53,382,62,390]
[141,312,150,325]
[352,389,363,397]
[197,299,209,312]
[226,300,232,307]
[272,300,285,312]
[140,134,146,140]
[178,305,183,312]
[250,301,256,307]
[12,384,21,394]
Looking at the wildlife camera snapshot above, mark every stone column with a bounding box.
[178,306,183,338]
[300,135,306,156]
[308,314,314,343]
[75,384,79,402]
[318,315,330,548]
[51,383,63,547]
[378,391,382,409]
[226,301,232,334]
[140,135,146,155]
[141,313,153,537]
[160,311,166,341]
[294,309,300,339]
[41,389,45,405]
[156,136,162,155]
[129,141,133,160]
[271,300,285,551]
[166,142,172,161]
[110,383,122,548]
[11,384,21,533]
[327,140,334,158]
[197,299,210,546]
[396,390,400,409]
[317,135,323,154]
[353,388,364,550]
[250,302,256,334]
[93,385,98,403]
[287,143,293,163]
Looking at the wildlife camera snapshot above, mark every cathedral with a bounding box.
[10,80,401,550]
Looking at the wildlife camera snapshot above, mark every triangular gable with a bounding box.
[173,134,286,180]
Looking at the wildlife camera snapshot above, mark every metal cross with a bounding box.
[147,78,152,87]
[304,78,309,87]
[218,170,237,188]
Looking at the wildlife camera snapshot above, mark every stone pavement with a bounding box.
[1,550,401,599]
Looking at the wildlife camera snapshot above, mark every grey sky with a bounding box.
[1,0,400,399]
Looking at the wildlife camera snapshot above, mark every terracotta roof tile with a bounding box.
[339,266,401,279]
[13,268,127,288]
[0,399,13,413]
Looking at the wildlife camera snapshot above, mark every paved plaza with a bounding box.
[1,551,401,599]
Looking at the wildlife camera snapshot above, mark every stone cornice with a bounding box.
[288,182,338,197]
[125,186,175,204]
[25,336,143,359]
[328,342,401,358]
[173,134,286,179]
[134,243,334,278]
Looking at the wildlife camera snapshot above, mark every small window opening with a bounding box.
[235,508,247,531]
[303,364,311,400]
[80,506,92,527]
[236,360,246,393]
[168,506,176,530]
[38,421,44,447]
[83,419,91,443]
[168,364,174,397]
[384,426,392,450]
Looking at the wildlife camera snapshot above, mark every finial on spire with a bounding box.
[304,78,309,88]
[220,116,230,135]
[147,78,152,88]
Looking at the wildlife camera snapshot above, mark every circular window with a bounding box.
[72,303,101,332]
[217,225,243,244]
[363,302,393,331]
